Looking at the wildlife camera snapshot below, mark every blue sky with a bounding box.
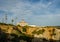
[0,0,60,26]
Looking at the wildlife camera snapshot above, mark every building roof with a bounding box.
[17,19,28,26]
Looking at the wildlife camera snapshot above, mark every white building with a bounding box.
[17,19,28,26]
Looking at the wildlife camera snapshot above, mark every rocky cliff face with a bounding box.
[0,23,60,40]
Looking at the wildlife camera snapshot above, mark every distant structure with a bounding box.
[17,19,28,26]
[29,25,37,27]
[5,14,7,23]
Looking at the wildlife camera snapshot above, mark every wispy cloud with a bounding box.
[0,0,60,26]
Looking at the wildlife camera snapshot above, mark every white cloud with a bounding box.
[0,0,60,26]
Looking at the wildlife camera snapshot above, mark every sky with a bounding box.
[0,0,60,26]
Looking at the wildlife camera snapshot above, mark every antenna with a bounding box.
[5,13,7,23]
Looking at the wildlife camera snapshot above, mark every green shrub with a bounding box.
[22,28,26,32]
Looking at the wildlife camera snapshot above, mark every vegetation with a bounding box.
[0,22,15,26]
[32,29,45,35]
[0,22,7,25]
[37,29,45,35]
[11,19,14,24]
[0,24,33,42]
[0,23,60,42]
[22,28,26,32]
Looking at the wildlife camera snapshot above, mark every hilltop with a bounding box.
[0,23,60,42]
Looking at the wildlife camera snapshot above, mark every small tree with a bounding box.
[32,29,45,35]
[11,19,14,24]
[37,29,45,35]
[22,28,26,32]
